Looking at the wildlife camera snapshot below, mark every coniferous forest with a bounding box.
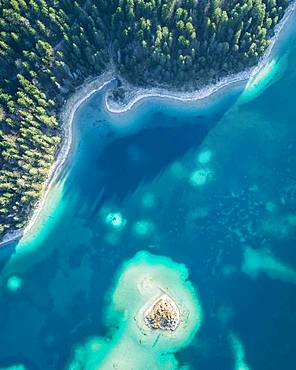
[0,0,291,238]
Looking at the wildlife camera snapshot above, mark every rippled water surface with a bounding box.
[1,14,296,370]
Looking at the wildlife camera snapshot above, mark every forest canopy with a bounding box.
[0,0,291,238]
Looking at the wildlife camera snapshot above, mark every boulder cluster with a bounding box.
[144,295,180,331]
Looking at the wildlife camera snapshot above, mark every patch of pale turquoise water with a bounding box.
[1,15,296,370]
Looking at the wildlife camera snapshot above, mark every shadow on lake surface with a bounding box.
[0,242,17,270]
[0,85,242,273]
[91,119,213,214]
[62,86,241,218]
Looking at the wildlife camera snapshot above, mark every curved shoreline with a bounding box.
[0,2,295,247]
[0,71,115,247]
[106,1,296,114]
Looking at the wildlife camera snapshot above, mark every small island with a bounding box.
[144,293,180,331]
[68,251,202,369]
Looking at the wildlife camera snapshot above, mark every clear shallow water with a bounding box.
[1,14,296,370]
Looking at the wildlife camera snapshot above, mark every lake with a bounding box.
[0,11,296,370]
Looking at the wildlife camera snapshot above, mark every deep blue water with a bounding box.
[1,12,296,370]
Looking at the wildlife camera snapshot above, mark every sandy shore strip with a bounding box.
[0,2,295,247]
[0,70,115,247]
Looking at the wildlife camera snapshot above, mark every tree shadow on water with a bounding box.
[0,88,241,269]
[93,119,210,209]
[0,242,17,272]
[63,107,230,217]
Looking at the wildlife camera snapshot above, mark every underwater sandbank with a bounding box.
[242,246,296,284]
[1,1,295,248]
[68,251,202,370]
[229,333,251,370]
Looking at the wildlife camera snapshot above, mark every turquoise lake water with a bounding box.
[1,12,296,370]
